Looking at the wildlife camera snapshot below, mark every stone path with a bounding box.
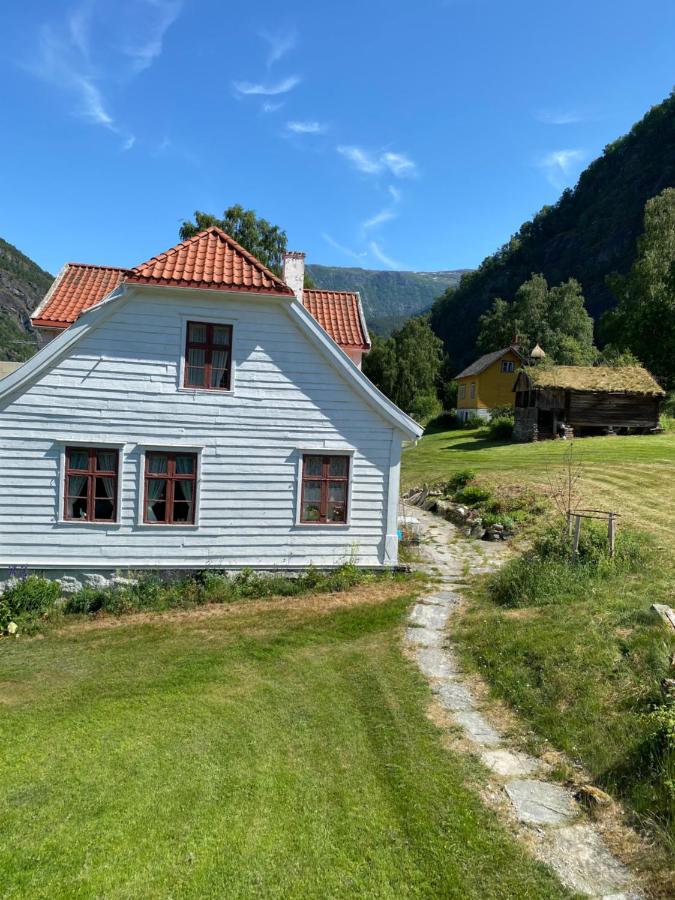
[403,503,640,900]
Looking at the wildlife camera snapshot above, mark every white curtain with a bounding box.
[67,475,87,517]
[146,479,165,522]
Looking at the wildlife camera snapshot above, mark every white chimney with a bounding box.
[283,251,305,302]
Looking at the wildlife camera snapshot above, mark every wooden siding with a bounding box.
[567,392,661,428]
[0,290,401,569]
[457,349,520,411]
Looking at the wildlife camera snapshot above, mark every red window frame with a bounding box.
[64,447,119,522]
[300,454,350,525]
[143,451,198,525]
[183,321,233,391]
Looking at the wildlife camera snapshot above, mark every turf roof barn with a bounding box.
[513,365,665,441]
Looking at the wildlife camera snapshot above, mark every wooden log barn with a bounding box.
[513,365,665,441]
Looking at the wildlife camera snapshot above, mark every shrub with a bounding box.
[486,414,514,441]
[1,576,60,632]
[447,468,476,492]
[464,414,485,429]
[487,521,652,608]
[409,393,442,426]
[424,411,461,434]
[454,484,492,506]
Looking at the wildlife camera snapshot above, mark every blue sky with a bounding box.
[1,0,673,276]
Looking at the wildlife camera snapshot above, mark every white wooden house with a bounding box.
[0,228,421,579]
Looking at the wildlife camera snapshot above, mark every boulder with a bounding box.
[56,576,83,594]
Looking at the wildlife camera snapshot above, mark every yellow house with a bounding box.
[455,345,524,422]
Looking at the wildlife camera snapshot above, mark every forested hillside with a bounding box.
[0,238,50,360]
[308,265,466,335]
[432,91,675,370]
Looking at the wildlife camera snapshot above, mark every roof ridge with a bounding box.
[65,262,130,271]
[131,226,291,294]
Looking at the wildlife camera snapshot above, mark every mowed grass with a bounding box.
[0,585,568,899]
[403,427,675,549]
[404,428,675,868]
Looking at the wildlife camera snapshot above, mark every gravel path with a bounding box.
[403,503,641,899]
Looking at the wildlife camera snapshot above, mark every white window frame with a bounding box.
[136,444,204,528]
[293,447,355,528]
[470,382,476,399]
[56,440,126,526]
[458,384,466,400]
[177,314,238,396]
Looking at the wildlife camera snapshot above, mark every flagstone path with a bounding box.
[403,503,641,899]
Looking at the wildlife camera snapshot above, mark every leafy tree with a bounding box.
[180,205,288,275]
[363,317,444,423]
[476,274,597,365]
[604,188,675,388]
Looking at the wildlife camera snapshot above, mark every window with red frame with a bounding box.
[184,322,232,390]
[64,447,118,522]
[300,455,350,524]
[144,452,197,524]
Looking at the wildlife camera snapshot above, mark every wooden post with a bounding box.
[608,513,616,558]
[572,514,582,563]
[566,510,573,537]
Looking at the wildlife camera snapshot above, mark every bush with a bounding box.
[488,521,652,608]
[446,468,476,492]
[464,414,485,429]
[454,484,492,506]
[486,414,514,441]
[409,393,442,426]
[424,411,461,434]
[1,576,60,632]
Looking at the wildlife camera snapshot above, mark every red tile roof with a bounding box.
[32,264,127,329]
[31,229,370,352]
[128,228,293,296]
[302,290,370,349]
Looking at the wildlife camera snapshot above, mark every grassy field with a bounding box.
[0,583,568,899]
[403,427,675,549]
[403,427,675,867]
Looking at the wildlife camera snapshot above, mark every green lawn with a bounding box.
[403,427,675,872]
[0,584,567,899]
[403,427,675,549]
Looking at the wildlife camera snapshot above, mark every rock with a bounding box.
[110,575,137,587]
[480,749,539,777]
[56,576,83,594]
[83,573,109,588]
[456,506,468,519]
[405,627,444,648]
[415,648,457,679]
[433,681,475,711]
[409,603,450,629]
[574,784,613,813]
[536,825,632,897]
[470,524,485,539]
[454,711,501,746]
[505,779,577,826]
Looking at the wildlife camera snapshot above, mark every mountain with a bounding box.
[307,265,467,335]
[431,91,675,371]
[0,238,51,360]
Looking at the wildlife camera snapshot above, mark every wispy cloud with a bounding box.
[286,120,327,134]
[337,145,418,178]
[535,109,585,125]
[361,183,402,233]
[262,101,284,113]
[259,28,297,67]
[233,75,301,97]
[322,233,368,262]
[538,148,585,188]
[369,241,404,270]
[121,0,182,75]
[27,1,183,148]
[362,208,397,230]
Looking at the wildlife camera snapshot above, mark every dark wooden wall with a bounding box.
[567,392,660,428]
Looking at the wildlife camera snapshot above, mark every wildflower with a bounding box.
[7,621,18,635]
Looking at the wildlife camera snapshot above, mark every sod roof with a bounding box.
[526,365,665,396]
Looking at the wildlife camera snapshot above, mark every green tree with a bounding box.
[363,317,444,423]
[477,274,596,365]
[180,205,288,276]
[604,188,675,388]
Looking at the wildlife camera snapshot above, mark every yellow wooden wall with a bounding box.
[457,349,520,411]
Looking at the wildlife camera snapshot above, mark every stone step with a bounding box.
[409,604,451,629]
[405,627,445,648]
[505,779,578,826]
[415,648,459,679]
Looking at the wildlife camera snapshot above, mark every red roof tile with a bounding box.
[30,229,370,352]
[128,228,293,296]
[31,264,128,328]
[302,290,370,349]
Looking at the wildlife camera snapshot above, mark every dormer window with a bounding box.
[500,360,515,374]
[184,322,232,390]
